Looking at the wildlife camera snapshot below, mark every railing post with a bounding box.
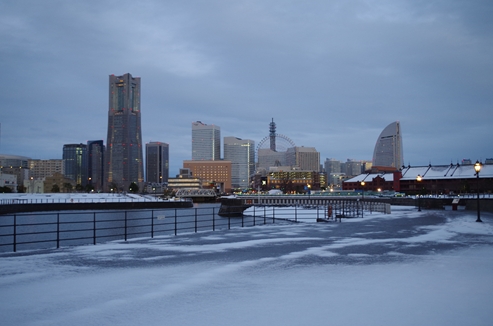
[151,210,154,238]
[93,212,96,245]
[263,206,266,225]
[13,214,17,252]
[124,211,127,241]
[174,209,177,236]
[57,213,60,249]
[195,208,198,233]
[295,205,297,222]
[213,207,215,231]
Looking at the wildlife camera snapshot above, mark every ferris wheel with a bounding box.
[256,133,296,153]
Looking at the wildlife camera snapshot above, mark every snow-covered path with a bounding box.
[1,207,493,326]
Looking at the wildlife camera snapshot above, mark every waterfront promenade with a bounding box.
[1,206,492,326]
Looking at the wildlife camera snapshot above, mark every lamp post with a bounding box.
[474,161,482,223]
[416,174,422,212]
[360,181,365,218]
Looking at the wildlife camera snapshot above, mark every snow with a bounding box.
[1,206,493,326]
[0,193,179,203]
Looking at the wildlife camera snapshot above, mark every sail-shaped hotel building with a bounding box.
[372,121,404,169]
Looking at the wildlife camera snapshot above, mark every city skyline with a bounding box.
[1,1,492,175]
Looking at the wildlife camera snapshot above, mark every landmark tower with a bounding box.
[106,73,143,191]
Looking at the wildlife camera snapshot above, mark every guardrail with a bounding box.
[0,196,178,205]
[0,206,286,253]
[0,204,394,253]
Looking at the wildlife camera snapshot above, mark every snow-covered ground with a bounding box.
[0,193,181,203]
[1,206,493,326]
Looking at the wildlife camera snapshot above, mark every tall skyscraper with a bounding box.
[224,137,255,189]
[146,142,169,184]
[192,121,220,161]
[372,121,404,169]
[106,73,144,191]
[87,140,105,192]
[63,143,88,186]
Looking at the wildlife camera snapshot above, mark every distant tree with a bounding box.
[163,188,176,198]
[75,184,83,192]
[0,186,12,193]
[63,183,72,193]
[278,173,294,193]
[85,184,94,193]
[109,183,118,193]
[52,184,60,193]
[17,185,26,193]
[129,182,139,193]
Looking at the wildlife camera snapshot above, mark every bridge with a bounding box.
[175,188,217,202]
[218,195,391,218]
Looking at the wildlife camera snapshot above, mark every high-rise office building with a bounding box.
[286,146,320,171]
[372,121,403,169]
[87,140,105,192]
[63,143,88,186]
[344,159,363,177]
[324,158,341,174]
[224,137,255,189]
[146,142,169,184]
[192,121,221,161]
[106,73,144,191]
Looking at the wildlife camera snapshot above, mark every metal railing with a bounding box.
[246,202,389,222]
[0,206,285,253]
[0,204,386,253]
[0,195,182,205]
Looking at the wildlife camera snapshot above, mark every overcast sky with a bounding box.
[1,0,492,175]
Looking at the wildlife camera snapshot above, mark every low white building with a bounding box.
[23,179,45,193]
[0,172,18,192]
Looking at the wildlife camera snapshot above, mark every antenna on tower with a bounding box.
[269,118,276,151]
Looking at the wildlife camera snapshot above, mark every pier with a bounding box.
[218,195,391,218]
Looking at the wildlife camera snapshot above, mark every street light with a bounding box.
[416,174,422,212]
[474,161,482,223]
[360,181,365,218]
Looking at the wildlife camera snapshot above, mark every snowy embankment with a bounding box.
[1,206,492,326]
[0,193,177,203]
